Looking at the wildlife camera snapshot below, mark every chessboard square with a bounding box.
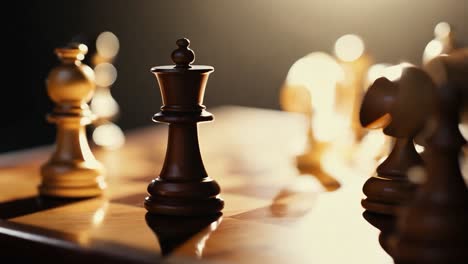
[10,199,161,258]
[230,191,319,226]
[169,218,312,264]
[0,165,41,203]
[223,183,286,200]
[220,193,271,217]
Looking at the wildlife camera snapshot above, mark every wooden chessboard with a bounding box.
[0,106,395,263]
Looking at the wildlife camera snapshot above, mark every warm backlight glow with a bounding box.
[365,113,392,129]
[423,39,443,64]
[460,123,468,140]
[90,88,119,119]
[312,112,349,142]
[383,62,412,81]
[195,219,222,258]
[92,123,125,149]
[75,44,88,61]
[286,52,345,142]
[354,130,388,170]
[96,31,120,59]
[423,22,451,64]
[408,166,427,184]
[415,144,425,153]
[366,63,412,84]
[94,63,117,87]
[286,52,344,87]
[434,22,451,39]
[366,63,390,86]
[92,203,108,226]
[334,34,365,62]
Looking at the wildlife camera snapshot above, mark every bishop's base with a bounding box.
[39,182,105,198]
[39,163,106,198]
[145,195,224,216]
[145,177,224,216]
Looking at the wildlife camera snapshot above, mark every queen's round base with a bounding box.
[145,195,224,216]
[361,175,414,215]
[145,177,224,216]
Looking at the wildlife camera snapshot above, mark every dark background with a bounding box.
[3,0,467,152]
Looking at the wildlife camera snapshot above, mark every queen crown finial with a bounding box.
[171,38,195,68]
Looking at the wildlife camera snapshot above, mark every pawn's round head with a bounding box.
[47,43,96,106]
[171,38,195,68]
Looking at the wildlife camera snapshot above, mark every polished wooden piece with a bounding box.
[359,66,435,215]
[280,53,340,187]
[40,43,106,198]
[391,50,468,264]
[0,107,396,263]
[145,38,223,216]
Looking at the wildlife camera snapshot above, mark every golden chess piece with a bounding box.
[333,34,372,143]
[280,52,343,189]
[39,43,106,198]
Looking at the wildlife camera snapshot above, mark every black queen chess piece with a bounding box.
[144,38,224,216]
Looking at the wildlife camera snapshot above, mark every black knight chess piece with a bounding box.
[359,66,434,215]
[144,38,224,216]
